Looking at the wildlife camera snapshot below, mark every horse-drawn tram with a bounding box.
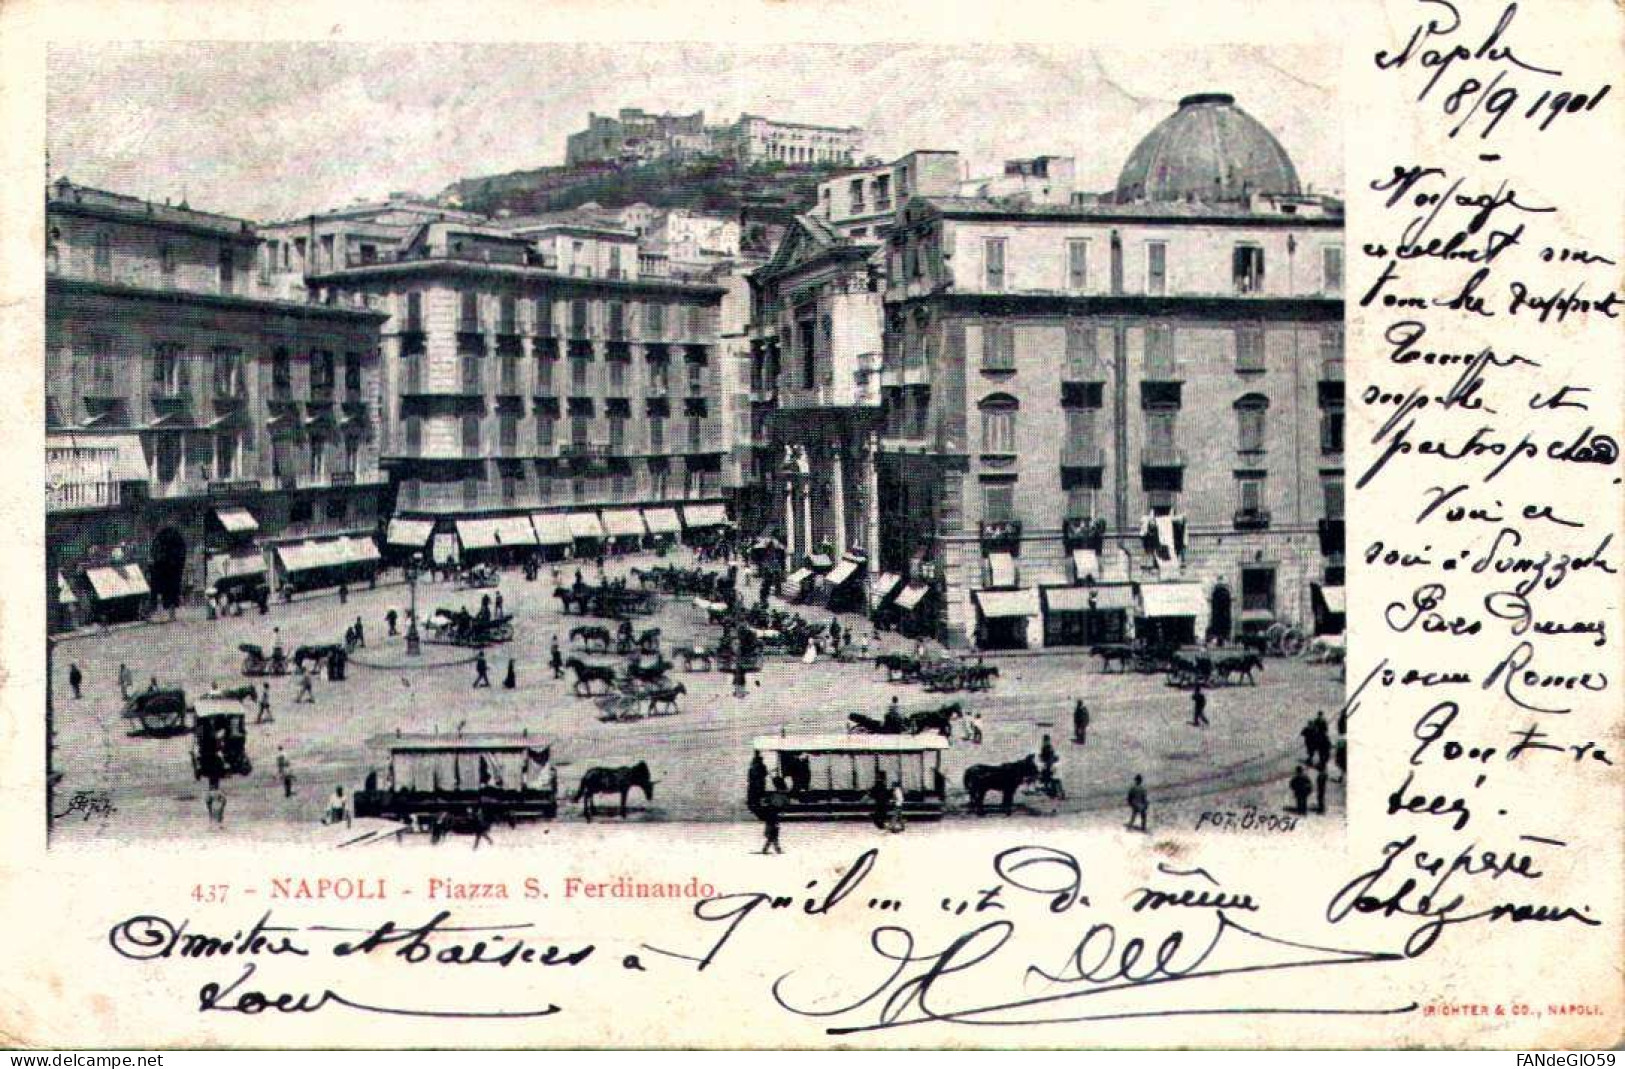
[354,734,558,825]
[750,735,948,822]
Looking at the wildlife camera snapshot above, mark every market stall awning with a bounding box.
[807,553,833,571]
[1323,586,1346,613]
[600,509,646,538]
[642,508,681,535]
[986,552,1017,588]
[276,540,357,573]
[567,512,606,540]
[784,568,813,589]
[530,513,573,546]
[207,551,267,586]
[456,519,502,551]
[1138,582,1206,618]
[894,584,930,611]
[872,573,904,603]
[681,503,729,528]
[1071,548,1100,583]
[84,564,149,601]
[824,557,862,588]
[341,536,382,563]
[974,587,1041,618]
[491,515,538,547]
[387,518,435,548]
[1043,584,1134,613]
[214,507,259,534]
[57,572,77,605]
[49,433,148,481]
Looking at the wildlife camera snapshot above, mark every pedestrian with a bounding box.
[759,796,783,855]
[1334,738,1347,784]
[338,581,349,605]
[1315,762,1330,814]
[1126,774,1149,832]
[502,659,517,690]
[117,663,132,700]
[1300,718,1318,764]
[859,631,872,661]
[494,591,504,618]
[870,771,891,830]
[1073,700,1090,745]
[295,667,316,704]
[550,636,564,679]
[205,786,226,828]
[257,682,273,724]
[1039,734,1059,794]
[276,747,295,798]
[1289,765,1312,815]
[733,660,748,699]
[1312,711,1332,768]
[829,618,842,653]
[324,785,351,828]
[888,779,906,834]
[965,708,983,745]
[884,696,904,734]
[1190,683,1209,727]
[353,616,365,648]
[386,609,398,637]
[68,663,82,700]
[747,753,769,809]
[473,650,491,688]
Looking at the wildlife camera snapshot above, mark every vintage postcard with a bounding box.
[0,0,1619,1050]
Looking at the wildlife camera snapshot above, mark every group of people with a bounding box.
[1287,710,1345,816]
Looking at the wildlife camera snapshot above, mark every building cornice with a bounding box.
[309,260,726,298]
[889,291,1345,322]
[47,275,388,321]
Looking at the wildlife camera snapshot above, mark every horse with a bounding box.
[964,755,1039,816]
[292,644,342,672]
[573,761,654,820]
[570,625,613,652]
[908,702,961,738]
[566,657,617,696]
[636,627,662,653]
[963,665,1000,691]
[1092,645,1134,674]
[675,645,715,672]
[553,586,582,615]
[1217,653,1264,685]
[847,712,905,735]
[626,656,672,687]
[646,683,686,716]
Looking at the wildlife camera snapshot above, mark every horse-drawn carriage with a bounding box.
[239,642,289,677]
[423,608,514,647]
[919,660,999,693]
[190,688,257,785]
[748,735,948,822]
[456,563,501,590]
[554,584,657,619]
[353,734,558,827]
[846,701,962,738]
[121,686,191,736]
[1164,647,1265,688]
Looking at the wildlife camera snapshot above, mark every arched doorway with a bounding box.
[1208,583,1233,643]
[149,527,188,610]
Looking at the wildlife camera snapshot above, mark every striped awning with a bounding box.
[457,519,502,551]
[276,540,362,573]
[567,512,606,540]
[530,513,573,546]
[681,503,729,528]
[642,508,681,535]
[600,508,646,538]
[785,568,813,589]
[84,564,149,601]
[973,587,1040,618]
[1043,584,1133,613]
[893,584,929,611]
[342,536,382,563]
[214,507,259,534]
[387,518,434,547]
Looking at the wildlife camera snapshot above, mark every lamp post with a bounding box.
[405,557,421,657]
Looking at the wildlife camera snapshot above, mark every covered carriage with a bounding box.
[749,735,948,822]
[353,734,558,824]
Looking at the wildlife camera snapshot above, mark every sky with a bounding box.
[47,42,1341,222]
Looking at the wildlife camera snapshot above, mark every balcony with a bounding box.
[399,330,427,357]
[460,358,485,395]
[456,328,485,353]
[1233,507,1272,530]
[1141,446,1186,468]
[1061,444,1105,468]
[1064,516,1107,547]
[496,360,523,396]
[150,478,210,499]
[308,383,336,404]
[560,442,611,459]
[48,480,121,512]
[208,479,262,496]
[979,519,1023,545]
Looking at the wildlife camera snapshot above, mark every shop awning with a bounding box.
[872,573,904,603]
[84,564,149,601]
[1043,584,1134,613]
[530,513,573,546]
[1138,582,1206,618]
[568,512,606,540]
[276,540,360,573]
[207,551,267,586]
[57,572,77,605]
[894,584,930,611]
[457,519,502,551]
[1240,607,1276,624]
[601,509,646,538]
[491,515,538,547]
[807,553,833,571]
[1071,548,1100,583]
[642,508,681,535]
[825,557,862,588]
[214,507,259,534]
[784,568,813,589]
[974,587,1041,618]
[341,536,382,563]
[387,518,435,548]
[1323,586,1346,613]
[681,503,729,528]
[986,552,1017,588]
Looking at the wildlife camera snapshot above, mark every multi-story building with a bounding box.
[307,218,731,563]
[45,179,390,630]
[717,115,863,168]
[564,109,711,167]
[260,195,487,300]
[812,150,962,241]
[960,155,1077,206]
[874,93,1344,649]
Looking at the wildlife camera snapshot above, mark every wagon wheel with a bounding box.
[1279,626,1308,658]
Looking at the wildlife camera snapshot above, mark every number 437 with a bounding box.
[191,884,229,903]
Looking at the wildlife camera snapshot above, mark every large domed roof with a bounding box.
[1113,93,1300,204]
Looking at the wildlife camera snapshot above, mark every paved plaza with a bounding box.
[48,549,1345,845]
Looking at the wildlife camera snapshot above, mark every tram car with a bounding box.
[353,733,558,826]
[748,735,948,822]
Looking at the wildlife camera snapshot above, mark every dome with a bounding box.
[1113,93,1300,204]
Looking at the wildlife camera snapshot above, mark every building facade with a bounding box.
[718,115,863,167]
[308,219,731,562]
[812,150,963,241]
[564,109,711,167]
[874,94,1344,648]
[260,196,487,300]
[45,180,390,630]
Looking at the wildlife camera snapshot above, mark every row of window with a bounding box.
[980,474,1345,525]
[143,430,367,486]
[398,414,717,453]
[397,469,722,509]
[969,237,1343,296]
[402,353,706,394]
[975,323,1343,374]
[406,292,713,339]
[49,227,242,296]
[134,345,365,400]
[973,401,1343,458]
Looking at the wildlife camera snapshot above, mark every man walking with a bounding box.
[1190,683,1209,728]
[732,660,748,699]
[353,616,365,649]
[550,636,564,680]
[68,663,83,700]
[1126,774,1149,832]
[1289,765,1312,815]
[386,608,398,637]
[276,746,295,799]
[295,666,316,704]
[1073,700,1090,745]
[118,663,132,700]
[502,658,517,690]
[257,682,273,724]
[1315,762,1330,814]
[473,650,491,688]
[1039,734,1059,795]
[759,796,784,855]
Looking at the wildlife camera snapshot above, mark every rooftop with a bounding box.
[1112,93,1301,205]
[47,179,257,240]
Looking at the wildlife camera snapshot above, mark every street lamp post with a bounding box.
[405,558,421,657]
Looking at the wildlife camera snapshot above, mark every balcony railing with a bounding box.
[1141,445,1186,468]
[47,480,120,511]
[1061,444,1105,468]
[979,519,1023,544]
[208,479,262,495]
[560,442,611,459]
[150,478,210,499]
[1233,507,1273,530]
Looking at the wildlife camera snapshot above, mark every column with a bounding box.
[800,478,814,560]
[863,432,881,611]
[830,447,847,558]
[783,479,797,558]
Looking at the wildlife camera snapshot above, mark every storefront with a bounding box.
[1041,584,1132,647]
[456,516,540,564]
[567,512,607,556]
[82,563,150,624]
[386,518,435,562]
[821,552,867,612]
[274,536,379,595]
[205,548,269,610]
[530,513,573,560]
[600,508,647,552]
[1311,583,1347,635]
[972,587,1041,650]
[680,503,731,544]
[1135,582,1206,647]
[640,507,683,548]
[890,582,933,636]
